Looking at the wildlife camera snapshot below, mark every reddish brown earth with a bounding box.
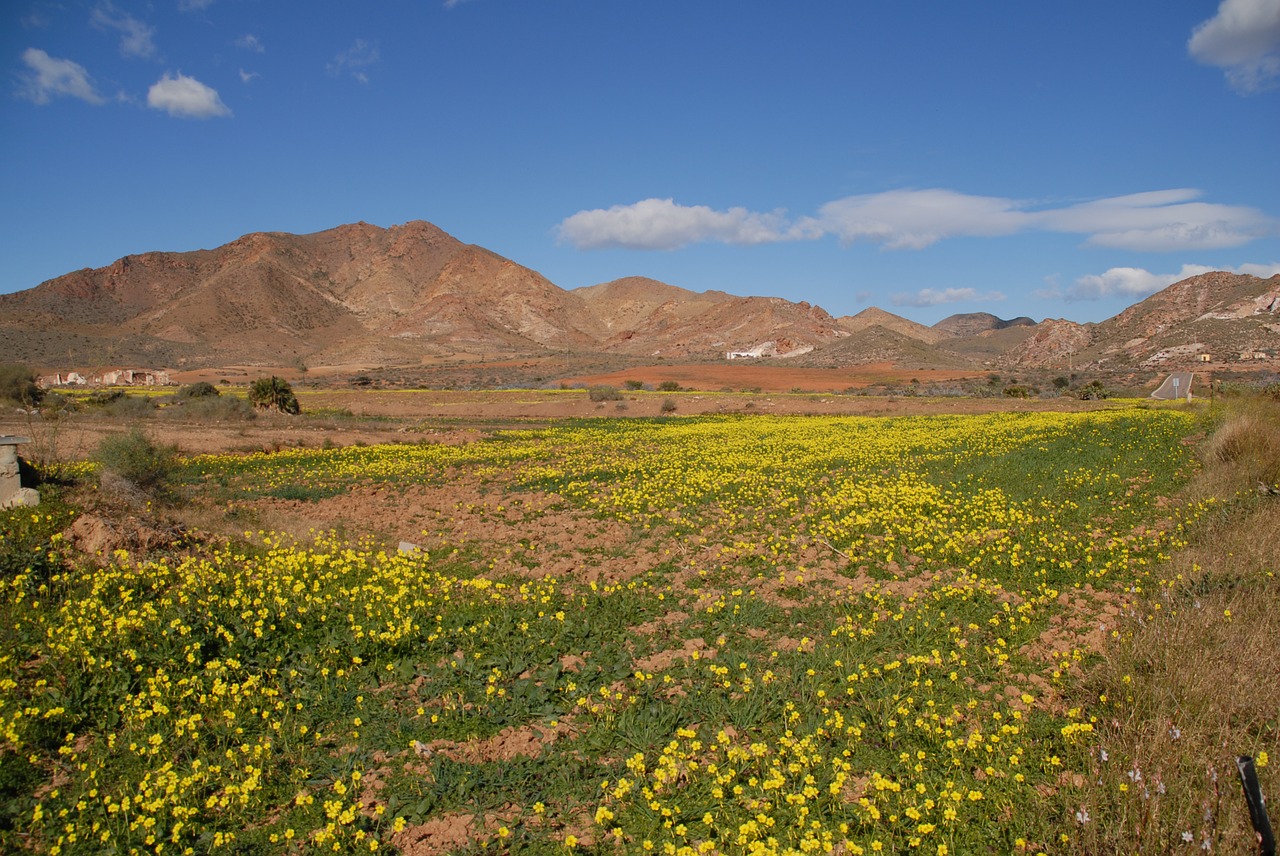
[559,361,981,391]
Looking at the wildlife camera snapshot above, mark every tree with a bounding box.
[0,362,43,407]
[249,376,300,414]
[176,381,220,399]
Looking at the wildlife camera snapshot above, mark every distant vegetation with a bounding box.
[249,376,301,414]
[0,362,42,407]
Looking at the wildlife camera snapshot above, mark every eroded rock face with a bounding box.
[1005,319,1094,368]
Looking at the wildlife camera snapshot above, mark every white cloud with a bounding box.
[1063,261,1280,301]
[18,48,104,105]
[1239,261,1280,277]
[816,189,1026,249]
[235,34,264,53]
[891,287,1006,308]
[557,198,804,250]
[178,0,216,11]
[239,68,259,84]
[558,188,1275,253]
[1189,0,1280,92]
[91,2,156,59]
[1037,189,1273,251]
[328,38,379,82]
[147,72,231,118]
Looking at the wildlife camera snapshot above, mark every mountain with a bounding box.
[0,221,597,367]
[1074,271,1280,367]
[932,312,1036,339]
[2,220,1276,375]
[573,277,844,357]
[794,325,975,369]
[836,307,944,344]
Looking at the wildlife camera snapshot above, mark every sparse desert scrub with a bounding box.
[1069,394,1280,855]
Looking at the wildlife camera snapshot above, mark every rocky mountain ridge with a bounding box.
[2,219,1276,374]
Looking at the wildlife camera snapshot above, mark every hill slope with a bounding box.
[3,220,1276,375]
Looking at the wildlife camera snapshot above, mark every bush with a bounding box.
[588,385,622,402]
[96,428,179,494]
[624,380,645,391]
[176,381,220,399]
[170,395,255,422]
[657,381,682,392]
[1203,399,1280,488]
[660,397,678,414]
[249,376,300,414]
[1077,380,1110,400]
[0,363,42,407]
[106,395,157,418]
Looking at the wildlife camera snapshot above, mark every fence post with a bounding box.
[1237,755,1276,856]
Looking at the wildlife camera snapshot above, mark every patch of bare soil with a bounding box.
[392,812,479,856]
[63,512,185,559]
[412,720,575,764]
[633,637,717,674]
[1020,584,1133,668]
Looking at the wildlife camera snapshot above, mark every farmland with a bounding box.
[2,402,1276,855]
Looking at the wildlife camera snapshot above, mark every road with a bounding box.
[1151,371,1195,400]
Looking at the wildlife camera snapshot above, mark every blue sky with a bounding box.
[4,0,1279,325]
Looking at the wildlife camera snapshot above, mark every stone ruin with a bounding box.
[0,436,39,509]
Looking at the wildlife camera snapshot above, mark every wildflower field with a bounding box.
[1,405,1272,855]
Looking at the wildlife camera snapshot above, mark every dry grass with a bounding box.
[1072,397,1280,854]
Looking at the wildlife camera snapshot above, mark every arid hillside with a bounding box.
[3,220,1277,377]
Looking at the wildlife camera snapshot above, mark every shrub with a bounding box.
[660,397,678,414]
[588,385,622,402]
[176,381,220,399]
[0,363,42,407]
[106,394,157,418]
[1202,399,1280,487]
[1002,385,1030,399]
[657,381,681,392]
[84,389,125,407]
[1077,380,1110,400]
[624,379,645,391]
[96,428,179,494]
[249,376,301,414]
[170,395,255,422]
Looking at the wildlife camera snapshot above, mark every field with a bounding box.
[2,396,1278,855]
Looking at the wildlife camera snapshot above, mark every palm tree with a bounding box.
[248,376,300,414]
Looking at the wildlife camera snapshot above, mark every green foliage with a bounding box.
[170,395,255,422]
[0,363,42,407]
[587,385,622,402]
[83,389,125,407]
[657,380,682,392]
[95,428,179,493]
[624,379,645,391]
[1077,380,1110,400]
[0,499,74,581]
[248,376,301,414]
[176,381,220,399]
[1002,384,1031,398]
